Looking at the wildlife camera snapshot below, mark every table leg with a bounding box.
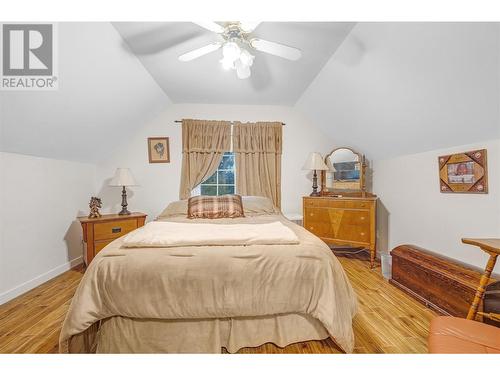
[466,253,498,320]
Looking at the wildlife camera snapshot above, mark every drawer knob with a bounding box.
[112,227,122,233]
[360,232,365,236]
[360,216,365,220]
[310,213,314,216]
[310,226,314,230]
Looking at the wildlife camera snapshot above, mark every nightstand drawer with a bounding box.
[79,212,147,265]
[94,219,137,240]
[94,239,113,254]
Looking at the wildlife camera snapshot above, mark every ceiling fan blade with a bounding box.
[192,21,224,34]
[239,21,261,33]
[250,38,302,61]
[178,43,221,62]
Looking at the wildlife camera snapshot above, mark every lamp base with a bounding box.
[118,208,131,215]
[309,169,320,197]
[119,186,131,215]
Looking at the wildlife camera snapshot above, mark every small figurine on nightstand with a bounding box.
[88,197,102,219]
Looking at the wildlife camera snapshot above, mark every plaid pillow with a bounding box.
[187,195,245,219]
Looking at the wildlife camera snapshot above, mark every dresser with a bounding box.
[78,212,147,265]
[303,196,377,268]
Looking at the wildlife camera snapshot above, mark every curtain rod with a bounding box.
[174,120,285,126]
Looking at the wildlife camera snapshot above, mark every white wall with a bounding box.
[0,22,169,163]
[373,139,500,273]
[96,103,334,219]
[296,23,500,160]
[0,152,96,304]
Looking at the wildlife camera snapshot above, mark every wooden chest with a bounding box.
[390,244,496,317]
[303,196,377,267]
[78,212,147,265]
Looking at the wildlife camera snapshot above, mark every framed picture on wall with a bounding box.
[438,149,487,193]
[148,137,170,163]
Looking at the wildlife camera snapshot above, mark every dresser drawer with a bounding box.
[304,207,321,221]
[338,224,370,242]
[304,199,346,209]
[341,209,370,225]
[94,219,138,240]
[305,207,369,225]
[344,200,372,209]
[325,200,346,209]
[303,198,320,208]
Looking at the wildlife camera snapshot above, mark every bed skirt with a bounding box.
[67,313,330,353]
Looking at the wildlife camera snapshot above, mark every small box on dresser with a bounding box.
[78,212,147,265]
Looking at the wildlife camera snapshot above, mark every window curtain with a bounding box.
[233,122,283,208]
[179,119,231,199]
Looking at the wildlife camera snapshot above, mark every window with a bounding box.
[192,152,235,196]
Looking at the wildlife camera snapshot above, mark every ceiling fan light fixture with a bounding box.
[180,22,302,79]
[222,42,241,63]
[220,41,254,78]
[220,57,235,70]
[239,49,255,67]
[235,60,251,79]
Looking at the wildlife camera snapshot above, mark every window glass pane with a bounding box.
[218,170,234,185]
[219,154,234,170]
[191,184,201,197]
[218,185,235,195]
[201,185,217,196]
[203,173,217,184]
[194,151,236,197]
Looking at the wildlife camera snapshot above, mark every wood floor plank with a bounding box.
[0,253,435,354]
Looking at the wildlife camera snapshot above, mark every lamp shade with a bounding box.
[302,152,328,171]
[109,168,137,187]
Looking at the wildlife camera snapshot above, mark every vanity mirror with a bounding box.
[321,147,366,195]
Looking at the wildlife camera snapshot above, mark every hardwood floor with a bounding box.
[0,252,435,354]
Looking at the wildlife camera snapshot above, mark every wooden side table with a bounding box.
[78,212,147,265]
[462,238,500,320]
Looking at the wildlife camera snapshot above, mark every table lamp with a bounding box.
[109,168,137,215]
[302,152,328,197]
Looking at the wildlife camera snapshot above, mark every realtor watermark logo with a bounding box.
[1,23,58,90]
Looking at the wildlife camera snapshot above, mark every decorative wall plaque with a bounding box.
[438,149,488,193]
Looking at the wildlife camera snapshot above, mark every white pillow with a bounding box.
[157,200,188,218]
[241,196,280,215]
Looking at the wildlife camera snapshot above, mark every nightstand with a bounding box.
[78,212,147,265]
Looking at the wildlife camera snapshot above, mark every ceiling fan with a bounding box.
[178,22,302,79]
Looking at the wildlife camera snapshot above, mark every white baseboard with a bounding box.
[0,256,83,305]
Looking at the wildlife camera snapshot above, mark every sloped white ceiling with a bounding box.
[112,22,355,105]
[0,22,170,163]
[296,22,500,160]
[1,22,499,164]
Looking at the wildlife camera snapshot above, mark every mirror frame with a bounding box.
[321,147,366,195]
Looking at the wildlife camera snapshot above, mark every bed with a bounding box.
[59,196,358,353]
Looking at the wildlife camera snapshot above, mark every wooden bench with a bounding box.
[390,244,496,317]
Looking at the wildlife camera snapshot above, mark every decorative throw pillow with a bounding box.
[187,195,245,219]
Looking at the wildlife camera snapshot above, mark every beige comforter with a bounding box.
[60,214,357,353]
[122,221,299,247]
